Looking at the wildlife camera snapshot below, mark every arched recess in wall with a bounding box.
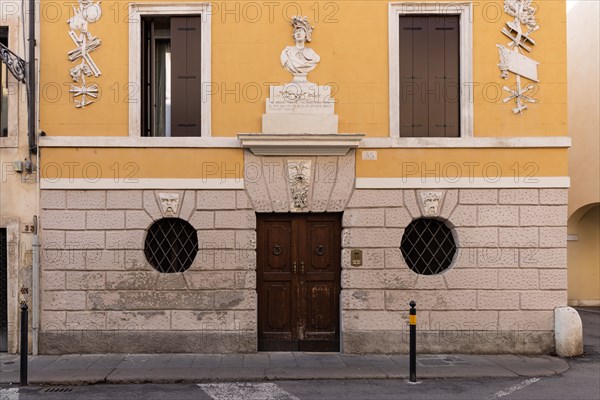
[567,203,600,306]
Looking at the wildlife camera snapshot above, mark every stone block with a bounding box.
[107,311,170,330]
[197,191,237,210]
[384,208,412,228]
[105,272,157,290]
[342,248,385,269]
[429,311,499,330]
[327,152,355,212]
[88,291,215,311]
[189,211,215,230]
[67,191,106,209]
[41,190,66,209]
[342,228,403,248]
[236,191,253,209]
[236,231,256,250]
[66,231,105,249]
[499,269,539,290]
[520,206,567,226]
[540,227,567,248]
[498,310,553,331]
[455,228,498,247]
[439,189,458,219]
[66,271,105,290]
[41,311,66,330]
[143,191,162,220]
[214,290,256,310]
[262,113,338,134]
[342,269,384,289]
[106,230,145,250]
[311,156,338,212]
[403,190,420,218]
[449,205,477,227]
[156,273,188,290]
[43,210,86,230]
[171,311,235,330]
[384,270,418,289]
[85,249,126,271]
[107,191,143,209]
[478,248,519,269]
[384,248,409,269]
[451,248,479,269]
[44,291,87,311]
[385,290,477,311]
[444,269,498,289]
[413,275,448,290]
[179,190,196,220]
[215,210,256,229]
[521,248,566,268]
[42,271,66,290]
[66,311,106,330]
[539,189,568,205]
[343,311,407,331]
[342,208,385,227]
[342,290,385,310]
[185,271,236,289]
[198,230,236,249]
[347,190,403,208]
[42,248,86,270]
[234,271,257,290]
[87,210,125,230]
[540,270,567,289]
[554,307,583,357]
[499,189,538,205]
[477,290,520,310]
[459,189,498,205]
[125,210,154,230]
[520,291,567,310]
[478,206,519,226]
[499,227,538,248]
[42,230,66,250]
[210,249,256,270]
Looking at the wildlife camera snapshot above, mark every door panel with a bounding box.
[257,214,341,352]
[0,228,7,352]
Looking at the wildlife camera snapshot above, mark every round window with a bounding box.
[144,218,198,273]
[400,218,456,275]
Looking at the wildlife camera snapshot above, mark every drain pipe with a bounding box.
[27,0,37,154]
[32,215,40,355]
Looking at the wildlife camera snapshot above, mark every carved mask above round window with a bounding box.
[144,218,198,273]
[400,218,456,275]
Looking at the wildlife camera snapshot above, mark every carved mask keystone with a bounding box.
[419,191,443,217]
[287,160,312,211]
[158,193,181,217]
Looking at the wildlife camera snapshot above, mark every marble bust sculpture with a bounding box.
[280,16,320,82]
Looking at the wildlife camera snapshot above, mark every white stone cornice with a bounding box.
[38,136,240,148]
[360,137,571,148]
[238,133,364,156]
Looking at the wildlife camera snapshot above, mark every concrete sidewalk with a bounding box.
[0,353,569,385]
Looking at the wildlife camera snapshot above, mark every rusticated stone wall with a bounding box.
[39,189,257,354]
[341,188,568,354]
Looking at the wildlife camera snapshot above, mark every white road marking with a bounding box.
[199,382,300,400]
[0,388,19,400]
[487,377,541,399]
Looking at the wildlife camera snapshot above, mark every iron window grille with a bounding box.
[401,218,456,275]
[144,218,198,273]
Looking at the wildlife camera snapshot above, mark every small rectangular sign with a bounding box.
[351,249,363,266]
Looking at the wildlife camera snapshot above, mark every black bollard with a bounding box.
[409,301,417,383]
[20,303,28,386]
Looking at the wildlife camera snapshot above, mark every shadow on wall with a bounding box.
[568,204,600,306]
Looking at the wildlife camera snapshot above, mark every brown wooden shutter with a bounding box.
[399,15,460,138]
[399,16,415,138]
[170,17,202,137]
[443,16,460,137]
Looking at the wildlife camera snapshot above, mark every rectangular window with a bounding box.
[142,16,202,137]
[0,27,8,138]
[399,15,459,138]
[389,4,472,139]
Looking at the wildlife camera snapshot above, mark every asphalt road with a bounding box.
[1,308,598,400]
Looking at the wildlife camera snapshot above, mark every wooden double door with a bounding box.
[257,213,341,351]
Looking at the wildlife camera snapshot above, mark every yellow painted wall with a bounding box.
[567,206,600,305]
[39,0,567,138]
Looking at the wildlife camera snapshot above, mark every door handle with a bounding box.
[300,262,305,274]
[293,262,297,274]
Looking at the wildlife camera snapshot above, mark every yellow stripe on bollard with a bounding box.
[409,315,416,325]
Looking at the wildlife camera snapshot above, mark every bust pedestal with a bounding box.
[262,82,339,134]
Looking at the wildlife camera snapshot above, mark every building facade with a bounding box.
[29,0,574,354]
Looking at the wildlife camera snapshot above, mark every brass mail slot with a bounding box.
[351,249,363,266]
